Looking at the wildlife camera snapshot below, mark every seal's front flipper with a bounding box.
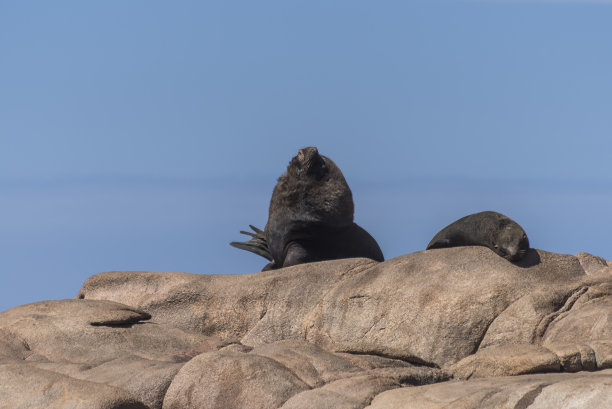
[230,225,273,261]
[261,260,277,271]
[239,224,265,238]
[282,241,313,268]
[426,239,451,249]
[230,241,273,260]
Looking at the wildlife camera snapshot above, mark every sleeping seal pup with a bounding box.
[231,147,384,270]
[426,211,529,261]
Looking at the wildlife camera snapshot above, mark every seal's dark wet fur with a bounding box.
[231,147,383,270]
[427,211,529,262]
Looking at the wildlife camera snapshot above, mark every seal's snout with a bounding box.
[504,246,520,261]
[289,147,327,179]
[297,147,323,171]
[298,147,319,161]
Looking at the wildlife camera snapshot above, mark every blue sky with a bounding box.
[1,1,611,312]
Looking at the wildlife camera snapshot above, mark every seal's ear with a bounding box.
[427,239,451,249]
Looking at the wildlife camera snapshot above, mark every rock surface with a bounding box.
[366,369,612,409]
[0,362,149,409]
[1,247,611,408]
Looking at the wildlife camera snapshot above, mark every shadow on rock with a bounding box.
[513,248,541,268]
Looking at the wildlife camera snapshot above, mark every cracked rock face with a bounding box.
[1,247,611,408]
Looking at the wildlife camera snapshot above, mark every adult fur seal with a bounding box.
[231,147,384,270]
[426,211,529,261]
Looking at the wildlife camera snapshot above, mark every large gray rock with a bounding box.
[0,329,29,362]
[0,299,224,365]
[79,248,610,368]
[77,257,378,341]
[0,299,224,409]
[542,282,612,345]
[162,350,310,409]
[281,375,400,409]
[0,362,148,409]
[250,340,363,387]
[450,344,561,379]
[1,248,611,408]
[366,369,612,409]
[162,339,446,409]
[304,248,602,367]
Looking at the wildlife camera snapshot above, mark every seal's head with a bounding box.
[288,147,328,180]
[272,146,353,227]
[494,223,529,261]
